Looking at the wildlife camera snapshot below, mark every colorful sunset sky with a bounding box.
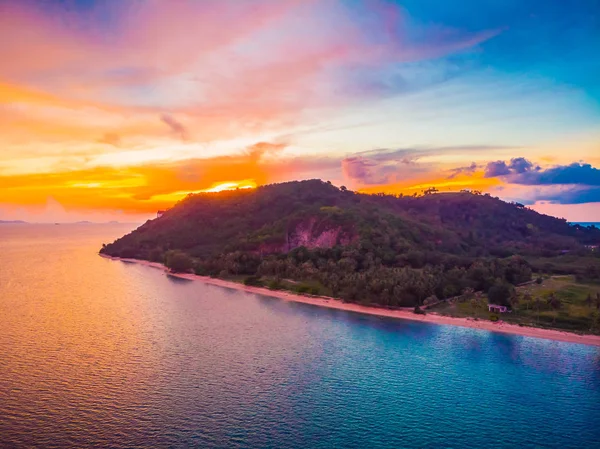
[1,0,599,222]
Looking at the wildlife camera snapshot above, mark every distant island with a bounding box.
[0,220,133,225]
[101,180,600,338]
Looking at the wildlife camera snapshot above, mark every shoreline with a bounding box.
[101,254,600,347]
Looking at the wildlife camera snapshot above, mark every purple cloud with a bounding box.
[485,158,600,186]
[484,157,539,178]
[448,162,479,179]
[513,163,600,186]
[541,187,600,204]
[341,148,427,185]
[485,158,600,205]
[514,186,600,205]
[160,113,188,141]
[484,160,511,177]
[508,157,535,174]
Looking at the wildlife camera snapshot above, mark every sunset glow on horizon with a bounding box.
[1,0,599,222]
[201,180,258,193]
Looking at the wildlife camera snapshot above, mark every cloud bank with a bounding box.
[485,157,600,205]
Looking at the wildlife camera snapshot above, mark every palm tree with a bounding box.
[533,297,543,323]
[462,287,475,302]
[547,293,562,324]
[523,293,532,310]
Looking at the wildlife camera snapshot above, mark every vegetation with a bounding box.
[100,180,600,332]
[164,250,194,273]
[243,276,264,287]
[432,276,600,333]
[487,283,515,308]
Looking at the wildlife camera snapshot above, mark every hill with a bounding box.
[101,180,600,309]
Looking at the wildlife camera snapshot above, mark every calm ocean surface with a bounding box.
[1,224,599,448]
[571,222,600,228]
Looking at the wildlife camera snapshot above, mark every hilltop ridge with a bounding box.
[102,179,598,259]
[101,180,600,320]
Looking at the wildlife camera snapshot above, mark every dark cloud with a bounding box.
[513,162,600,186]
[484,157,539,178]
[554,187,600,204]
[484,160,511,177]
[160,113,188,141]
[508,157,534,174]
[486,158,600,206]
[447,162,478,179]
[485,157,600,187]
[526,187,600,205]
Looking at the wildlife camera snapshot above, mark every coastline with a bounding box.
[101,254,600,347]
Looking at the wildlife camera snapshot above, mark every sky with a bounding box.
[0,0,599,222]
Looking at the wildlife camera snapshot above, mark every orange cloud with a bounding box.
[0,142,339,213]
[358,171,502,196]
[0,148,504,218]
[0,0,511,220]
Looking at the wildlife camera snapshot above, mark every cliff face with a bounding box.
[255,218,357,255]
[285,218,356,251]
[100,179,600,262]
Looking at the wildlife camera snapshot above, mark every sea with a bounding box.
[1,224,599,449]
[571,222,600,228]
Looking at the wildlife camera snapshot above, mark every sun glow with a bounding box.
[200,180,257,193]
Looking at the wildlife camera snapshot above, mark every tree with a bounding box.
[533,297,543,323]
[469,297,480,313]
[590,310,600,332]
[523,293,532,310]
[584,265,599,280]
[547,293,562,323]
[243,275,263,287]
[165,251,194,273]
[148,248,164,263]
[461,287,475,301]
[487,282,514,308]
[585,293,593,308]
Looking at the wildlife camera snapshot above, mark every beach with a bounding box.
[101,255,600,347]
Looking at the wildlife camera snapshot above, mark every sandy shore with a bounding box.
[101,255,600,347]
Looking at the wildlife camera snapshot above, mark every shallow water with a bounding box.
[1,224,599,448]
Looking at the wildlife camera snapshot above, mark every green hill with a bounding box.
[101,179,600,308]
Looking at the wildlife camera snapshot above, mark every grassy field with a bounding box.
[527,255,600,277]
[431,276,600,334]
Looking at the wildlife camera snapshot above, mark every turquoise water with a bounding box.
[1,224,599,448]
[571,222,600,227]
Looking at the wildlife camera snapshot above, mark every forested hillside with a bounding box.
[101,180,600,308]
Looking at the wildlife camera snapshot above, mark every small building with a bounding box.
[488,304,509,313]
[157,210,166,218]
